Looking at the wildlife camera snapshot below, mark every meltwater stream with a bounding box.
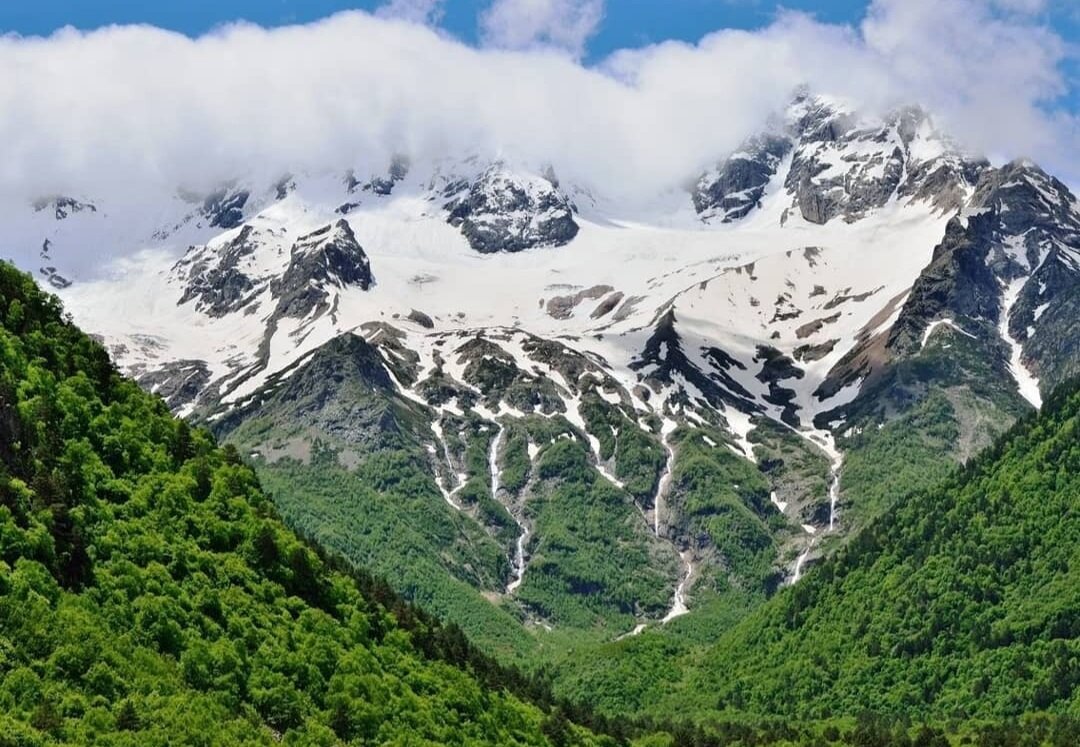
[432,419,467,510]
[652,428,676,537]
[488,425,531,594]
[653,425,694,624]
[791,426,844,583]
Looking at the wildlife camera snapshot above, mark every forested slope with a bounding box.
[0,262,609,745]
[3,253,1078,747]
[549,377,1078,732]
[685,378,1079,723]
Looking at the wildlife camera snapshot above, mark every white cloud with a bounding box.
[479,0,604,58]
[375,0,445,25]
[0,0,1075,211]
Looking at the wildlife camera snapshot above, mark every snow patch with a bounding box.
[998,278,1043,408]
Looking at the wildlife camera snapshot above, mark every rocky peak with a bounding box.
[32,195,97,221]
[692,134,792,223]
[211,332,408,451]
[270,219,374,320]
[788,95,858,144]
[442,162,579,253]
[877,158,1079,401]
[202,187,250,230]
[176,224,267,318]
[970,160,1080,239]
[886,213,1003,356]
[783,99,912,225]
[789,99,987,225]
[294,332,397,393]
[695,94,985,226]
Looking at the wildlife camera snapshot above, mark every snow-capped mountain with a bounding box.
[6,94,1078,637]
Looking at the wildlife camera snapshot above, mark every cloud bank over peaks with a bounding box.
[0,0,1075,209]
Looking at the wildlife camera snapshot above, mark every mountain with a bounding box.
[554,376,1079,729]
[1,251,1076,745]
[0,260,618,745]
[6,93,1079,657]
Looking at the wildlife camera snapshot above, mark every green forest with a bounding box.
[0,262,613,746]
[549,377,1080,736]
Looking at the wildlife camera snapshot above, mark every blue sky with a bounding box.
[0,1,869,43]
[0,1,1072,53]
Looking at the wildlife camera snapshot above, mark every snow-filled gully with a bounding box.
[999,277,1043,408]
[488,424,531,594]
[618,425,693,635]
[432,419,467,511]
[790,429,844,583]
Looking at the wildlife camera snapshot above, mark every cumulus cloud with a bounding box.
[0,0,1075,209]
[375,0,445,25]
[479,0,604,58]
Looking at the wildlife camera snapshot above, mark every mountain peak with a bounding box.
[271,219,374,319]
[443,161,580,253]
[695,94,982,226]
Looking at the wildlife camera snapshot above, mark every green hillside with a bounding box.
[2,255,1077,746]
[0,262,611,745]
[555,377,1080,734]
[694,379,1079,722]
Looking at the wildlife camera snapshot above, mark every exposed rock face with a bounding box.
[695,95,986,226]
[793,340,837,363]
[444,163,579,253]
[271,220,374,320]
[203,188,250,229]
[370,156,410,196]
[175,218,375,338]
[787,102,931,225]
[213,333,409,452]
[177,225,264,318]
[632,309,760,415]
[898,153,987,215]
[346,155,411,197]
[407,309,435,329]
[815,159,1080,424]
[291,333,396,394]
[693,135,791,222]
[33,196,97,221]
[970,162,1080,387]
[889,161,1080,370]
[755,345,803,426]
[136,359,211,412]
[887,217,1000,357]
[590,291,624,319]
[545,285,614,320]
[1020,261,1080,387]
